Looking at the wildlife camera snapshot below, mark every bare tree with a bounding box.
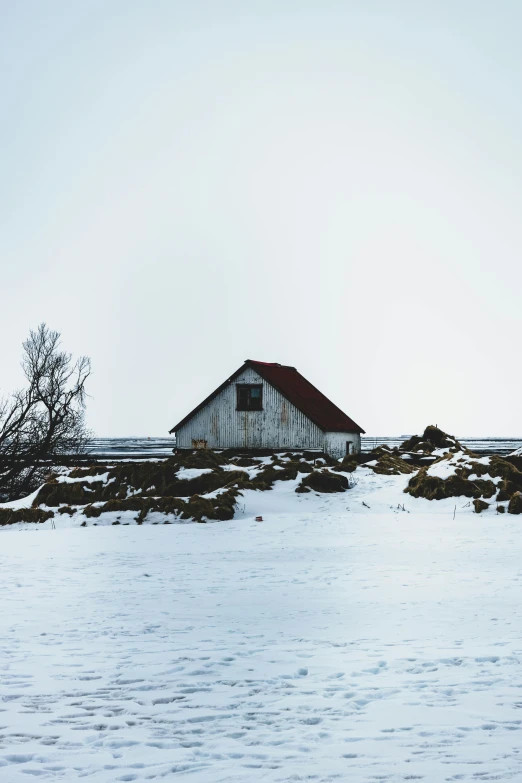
[0,324,91,501]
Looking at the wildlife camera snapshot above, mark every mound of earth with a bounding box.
[508,492,522,515]
[364,446,418,476]
[473,499,489,513]
[1,450,352,526]
[296,470,349,494]
[332,455,358,473]
[80,489,240,524]
[35,460,247,507]
[0,507,54,526]
[400,426,463,455]
[506,452,522,472]
[172,449,229,469]
[405,450,522,512]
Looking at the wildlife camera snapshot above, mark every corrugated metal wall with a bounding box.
[176,367,324,450]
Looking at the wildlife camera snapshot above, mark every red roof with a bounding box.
[170,360,364,434]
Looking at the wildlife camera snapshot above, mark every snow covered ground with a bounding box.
[1,478,521,782]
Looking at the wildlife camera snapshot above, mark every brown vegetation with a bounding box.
[0,507,53,526]
[400,426,462,454]
[406,469,497,501]
[81,487,240,524]
[34,461,246,507]
[473,499,489,513]
[296,470,348,493]
[1,448,332,526]
[508,492,522,515]
[333,456,358,473]
[405,448,522,510]
[366,447,418,476]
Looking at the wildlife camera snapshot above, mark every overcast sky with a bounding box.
[2,1,521,437]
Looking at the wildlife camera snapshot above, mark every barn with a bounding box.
[169,360,365,459]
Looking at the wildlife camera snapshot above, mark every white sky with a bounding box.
[1,1,521,437]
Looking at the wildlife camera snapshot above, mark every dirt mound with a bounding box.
[333,456,358,473]
[473,499,489,514]
[366,447,418,476]
[294,461,314,474]
[82,487,240,524]
[232,464,301,493]
[228,456,259,467]
[34,461,246,507]
[508,492,522,515]
[400,426,462,454]
[12,449,323,526]
[296,470,348,494]
[506,454,522,473]
[406,468,496,501]
[172,450,229,469]
[483,457,522,503]
[405,452,522,507]
[0,507,53,526]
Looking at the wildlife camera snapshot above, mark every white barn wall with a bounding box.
[323,432,361,460]
[176,367,324,450]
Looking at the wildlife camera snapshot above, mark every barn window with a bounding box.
[236,384,263,411]
[346,441,352,455]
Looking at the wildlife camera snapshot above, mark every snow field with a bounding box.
[1,477,522,782]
